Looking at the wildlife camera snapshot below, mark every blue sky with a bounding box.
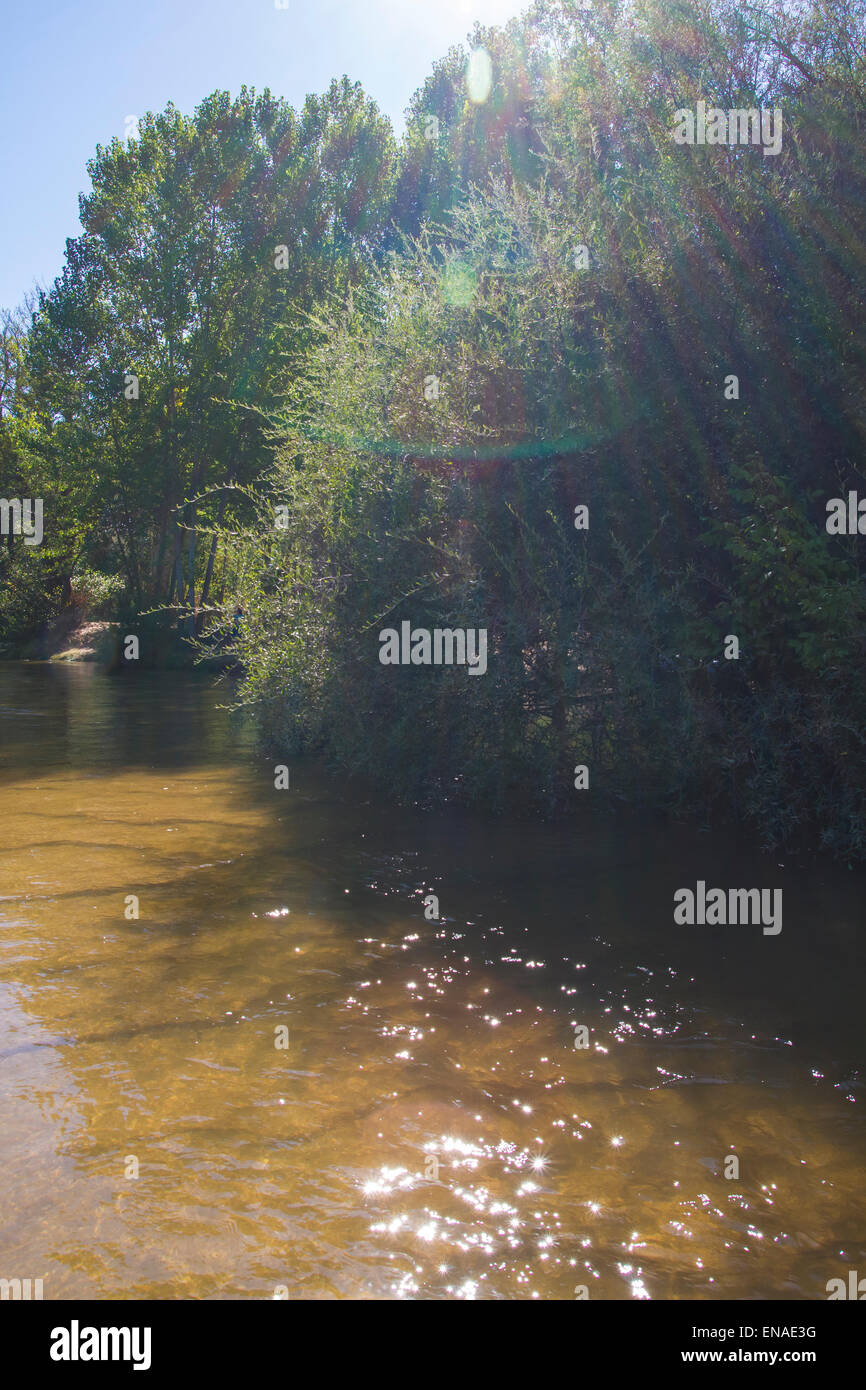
[0,0,526,312]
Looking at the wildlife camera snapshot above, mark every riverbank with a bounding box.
[2,607,234,670]
[1,608,118,663]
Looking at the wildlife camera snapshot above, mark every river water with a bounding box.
[0,661,863,1300]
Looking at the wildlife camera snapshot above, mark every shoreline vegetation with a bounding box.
[2,0,866,856]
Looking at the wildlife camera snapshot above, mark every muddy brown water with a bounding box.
[0,662,864,1299]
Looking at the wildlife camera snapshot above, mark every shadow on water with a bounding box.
[0,662,864,1299]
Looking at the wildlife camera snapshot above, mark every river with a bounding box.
[0,662,863,1299]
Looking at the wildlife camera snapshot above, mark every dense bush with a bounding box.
[226,0,866,855]
[70,568,125,619]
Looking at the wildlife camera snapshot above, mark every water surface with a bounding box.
[0,663,863,1299]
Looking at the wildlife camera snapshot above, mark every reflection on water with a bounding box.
[0,662,864,1300]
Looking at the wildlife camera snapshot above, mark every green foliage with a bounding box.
[5,0,866,855]
[227,0,866,855]
[70,567,125,619]
[6,81,397,635]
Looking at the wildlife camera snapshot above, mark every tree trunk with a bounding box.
[197,494,226,633]
[173,518,185,632]
[185,508,196,638]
